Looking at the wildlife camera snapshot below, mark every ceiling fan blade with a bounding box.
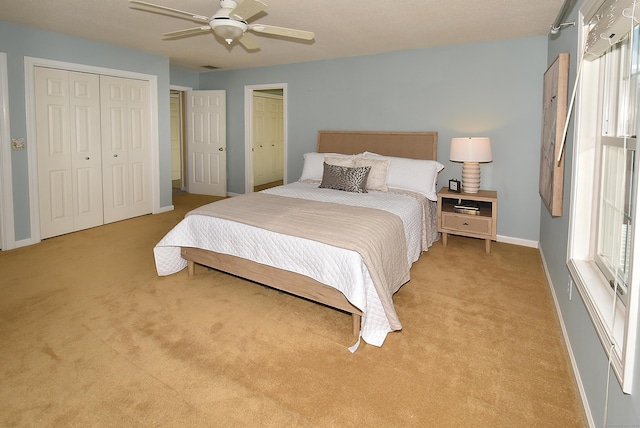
[129,0,209,23]
[238,33,260,50]
[163,26,211,38]
[230,0,267,22]
[249,24,315,41]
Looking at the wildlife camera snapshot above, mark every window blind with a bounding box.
[585,0,639,60]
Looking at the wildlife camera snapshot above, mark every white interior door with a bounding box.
[101,75,152,224]
[35,67,102,239]
[186,90,226,196]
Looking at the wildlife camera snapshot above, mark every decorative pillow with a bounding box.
[325,156,356,168]
[354,157,390,191]
[319,163,371,193]
[299,152,355,181]
[363,152,444,201]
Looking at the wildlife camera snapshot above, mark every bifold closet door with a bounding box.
[252,95,269,186]
[100,75,152,224]
[267,95,284,183]
[35,67,103,239]
[252,93,283,186]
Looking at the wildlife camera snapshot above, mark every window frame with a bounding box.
[567,4,640,394]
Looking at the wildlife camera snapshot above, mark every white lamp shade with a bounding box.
[450,137,492,162]
[450,137,492,193]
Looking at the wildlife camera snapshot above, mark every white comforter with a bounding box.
[154,181,427,348]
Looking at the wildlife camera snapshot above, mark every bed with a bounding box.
[154,130,442,350]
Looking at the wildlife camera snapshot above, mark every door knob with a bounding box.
[218,147,224,151]
[113,154,118,157]
[85,157,90,160]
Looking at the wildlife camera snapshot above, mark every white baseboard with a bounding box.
[538,245,595,428]
[158,205,174,214]
[497,234,538,248]
[13,237,39,249]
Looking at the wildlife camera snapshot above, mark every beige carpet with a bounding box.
[0,193,586,427]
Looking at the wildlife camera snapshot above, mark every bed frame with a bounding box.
[182,130,438,337]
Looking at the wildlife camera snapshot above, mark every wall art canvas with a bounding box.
[539,53,569,217]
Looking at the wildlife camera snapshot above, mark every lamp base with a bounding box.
[461,162,481,193]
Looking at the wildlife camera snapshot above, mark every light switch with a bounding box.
[11,138,25,150]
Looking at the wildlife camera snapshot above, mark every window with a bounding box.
[568,0,640,394]
[595,29,640,305]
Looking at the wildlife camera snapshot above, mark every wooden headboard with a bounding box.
[317,130,438,160]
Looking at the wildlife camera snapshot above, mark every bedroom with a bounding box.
[0,0,638,426]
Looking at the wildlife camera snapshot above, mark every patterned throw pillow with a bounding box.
[319,163,371,193]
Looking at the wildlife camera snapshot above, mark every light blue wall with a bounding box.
[169,67,200,89]
[197,37,547,242]
[0,20,172,242]
[544,1,640,425]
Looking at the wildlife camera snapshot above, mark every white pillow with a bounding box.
[354,157,390,191]
[363,152,444,201]
[299,152,355,181]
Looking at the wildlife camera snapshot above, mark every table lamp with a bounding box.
[450,137,492,193]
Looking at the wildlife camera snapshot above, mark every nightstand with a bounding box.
[437,187,498,253]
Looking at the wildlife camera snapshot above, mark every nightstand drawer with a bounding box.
[441,212,491,235]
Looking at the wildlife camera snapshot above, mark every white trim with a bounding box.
[13,237,37,249]
[170,84,193,91]
[496,234,538,248]
[0,52,15,250]
[244,83,288,194]
[539,245,596,428]
[157,204,174,214]
[23,56,161,244]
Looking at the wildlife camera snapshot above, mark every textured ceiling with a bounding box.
[0,0,566,71]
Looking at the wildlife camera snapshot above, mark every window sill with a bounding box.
[568,258,627,388]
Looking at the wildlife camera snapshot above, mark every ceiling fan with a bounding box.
[130,0,315,50]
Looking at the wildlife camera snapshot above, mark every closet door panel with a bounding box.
[35,67,73,239]
[69,71,102,231]
[101,75,151,224]
[127,80,152,217]
[101,94,130,224]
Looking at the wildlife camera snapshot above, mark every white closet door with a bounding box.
[252,95,268,186]
[101,75,152,224]
[170,93,182,181]
[266,95,284,183]
[252,93,283,186]
[35,67,102,239]
[69,71,104,231]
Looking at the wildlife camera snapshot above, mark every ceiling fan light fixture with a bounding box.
[211,19,246,44]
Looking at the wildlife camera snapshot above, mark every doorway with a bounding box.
[170,90,185,194]
[244,84,287,194]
